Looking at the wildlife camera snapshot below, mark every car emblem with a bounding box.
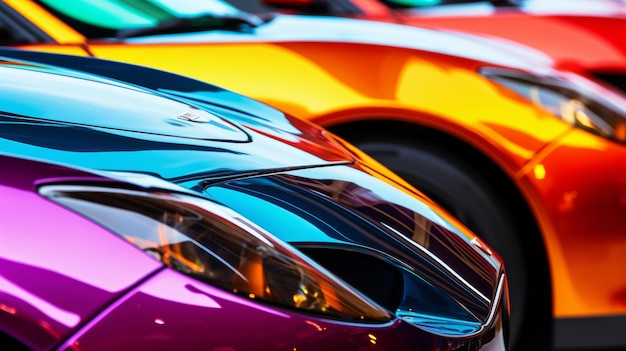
[177,111,215,123]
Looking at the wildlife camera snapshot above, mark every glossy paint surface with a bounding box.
[0,2,584,324]
[202,165,503,332]
[257,0,626,74]
[88,41,567,172]
[396,0,626,74]
[1,154,450,351]
[1,0,621,322]
[59,269,441,351]
[3,1,621,325]
[0,57,356,181]
[0,155,162,350]
[516,128,626,316]
[0,54,508,349]
[4,0,626,346]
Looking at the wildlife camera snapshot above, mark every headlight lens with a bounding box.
[481,67,626,143]
[40,185,392,323]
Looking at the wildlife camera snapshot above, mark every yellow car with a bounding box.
[5,0,626,349]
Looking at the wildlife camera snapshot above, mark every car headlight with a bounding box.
[39,184,392,323]
[480,67,626,143]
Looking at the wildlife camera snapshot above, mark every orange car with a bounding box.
[256,0,626,94]
[3,0,626,349]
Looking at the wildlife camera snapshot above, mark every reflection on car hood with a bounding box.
[1,65,250,143]
[1,153,438,351]
[123,14,553,72]
[202,165,504,337]
[0,50,507,344]
[0,55,354,181]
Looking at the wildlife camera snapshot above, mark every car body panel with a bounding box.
[1,65,251,143]
[86,39,568,174]
[4,3,570,174]
[0,52,508,350]
[59,269,444,351]
[396,0,626,74]
[3,153,464,351]
[0,56,359,180]
[2,0,621,323]
[0,155,163,350]
[201,165,502,318]
[254,0,626,345]
[516,127,626,316]
[255,0,626,75]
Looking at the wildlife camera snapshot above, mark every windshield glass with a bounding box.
[36,0,243,36]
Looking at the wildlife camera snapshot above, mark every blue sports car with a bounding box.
[0,48,508,350]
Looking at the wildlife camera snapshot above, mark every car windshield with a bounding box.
[35,0,260,38]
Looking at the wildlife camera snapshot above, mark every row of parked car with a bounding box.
[2,0,626,350]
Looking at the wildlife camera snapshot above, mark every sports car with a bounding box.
[0,0,621,349]
[0,50,508,350]
[1,152,468,351]
[257,0,626,92]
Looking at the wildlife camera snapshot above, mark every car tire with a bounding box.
[349,136,551,351]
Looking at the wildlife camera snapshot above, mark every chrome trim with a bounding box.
[381,222,490,304]
[406,273,507,339]
[478,273,507,336]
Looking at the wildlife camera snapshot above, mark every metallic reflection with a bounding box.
[204,165,503,336]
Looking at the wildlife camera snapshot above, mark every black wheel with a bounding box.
[350,136,551,351]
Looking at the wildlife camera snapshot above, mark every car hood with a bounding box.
[201,164,505,337]
[121,14,554,72]
[0,53,355,181]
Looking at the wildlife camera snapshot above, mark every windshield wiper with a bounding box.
[117,12,273,39]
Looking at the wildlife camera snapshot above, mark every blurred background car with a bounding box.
[252,0,626,93]
[1,1,622,349]
[1,152,445,351]
[0,50,508,351]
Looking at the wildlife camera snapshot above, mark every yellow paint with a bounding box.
[7,0,85,44]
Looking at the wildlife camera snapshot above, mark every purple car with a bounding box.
[0,153,459,351]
